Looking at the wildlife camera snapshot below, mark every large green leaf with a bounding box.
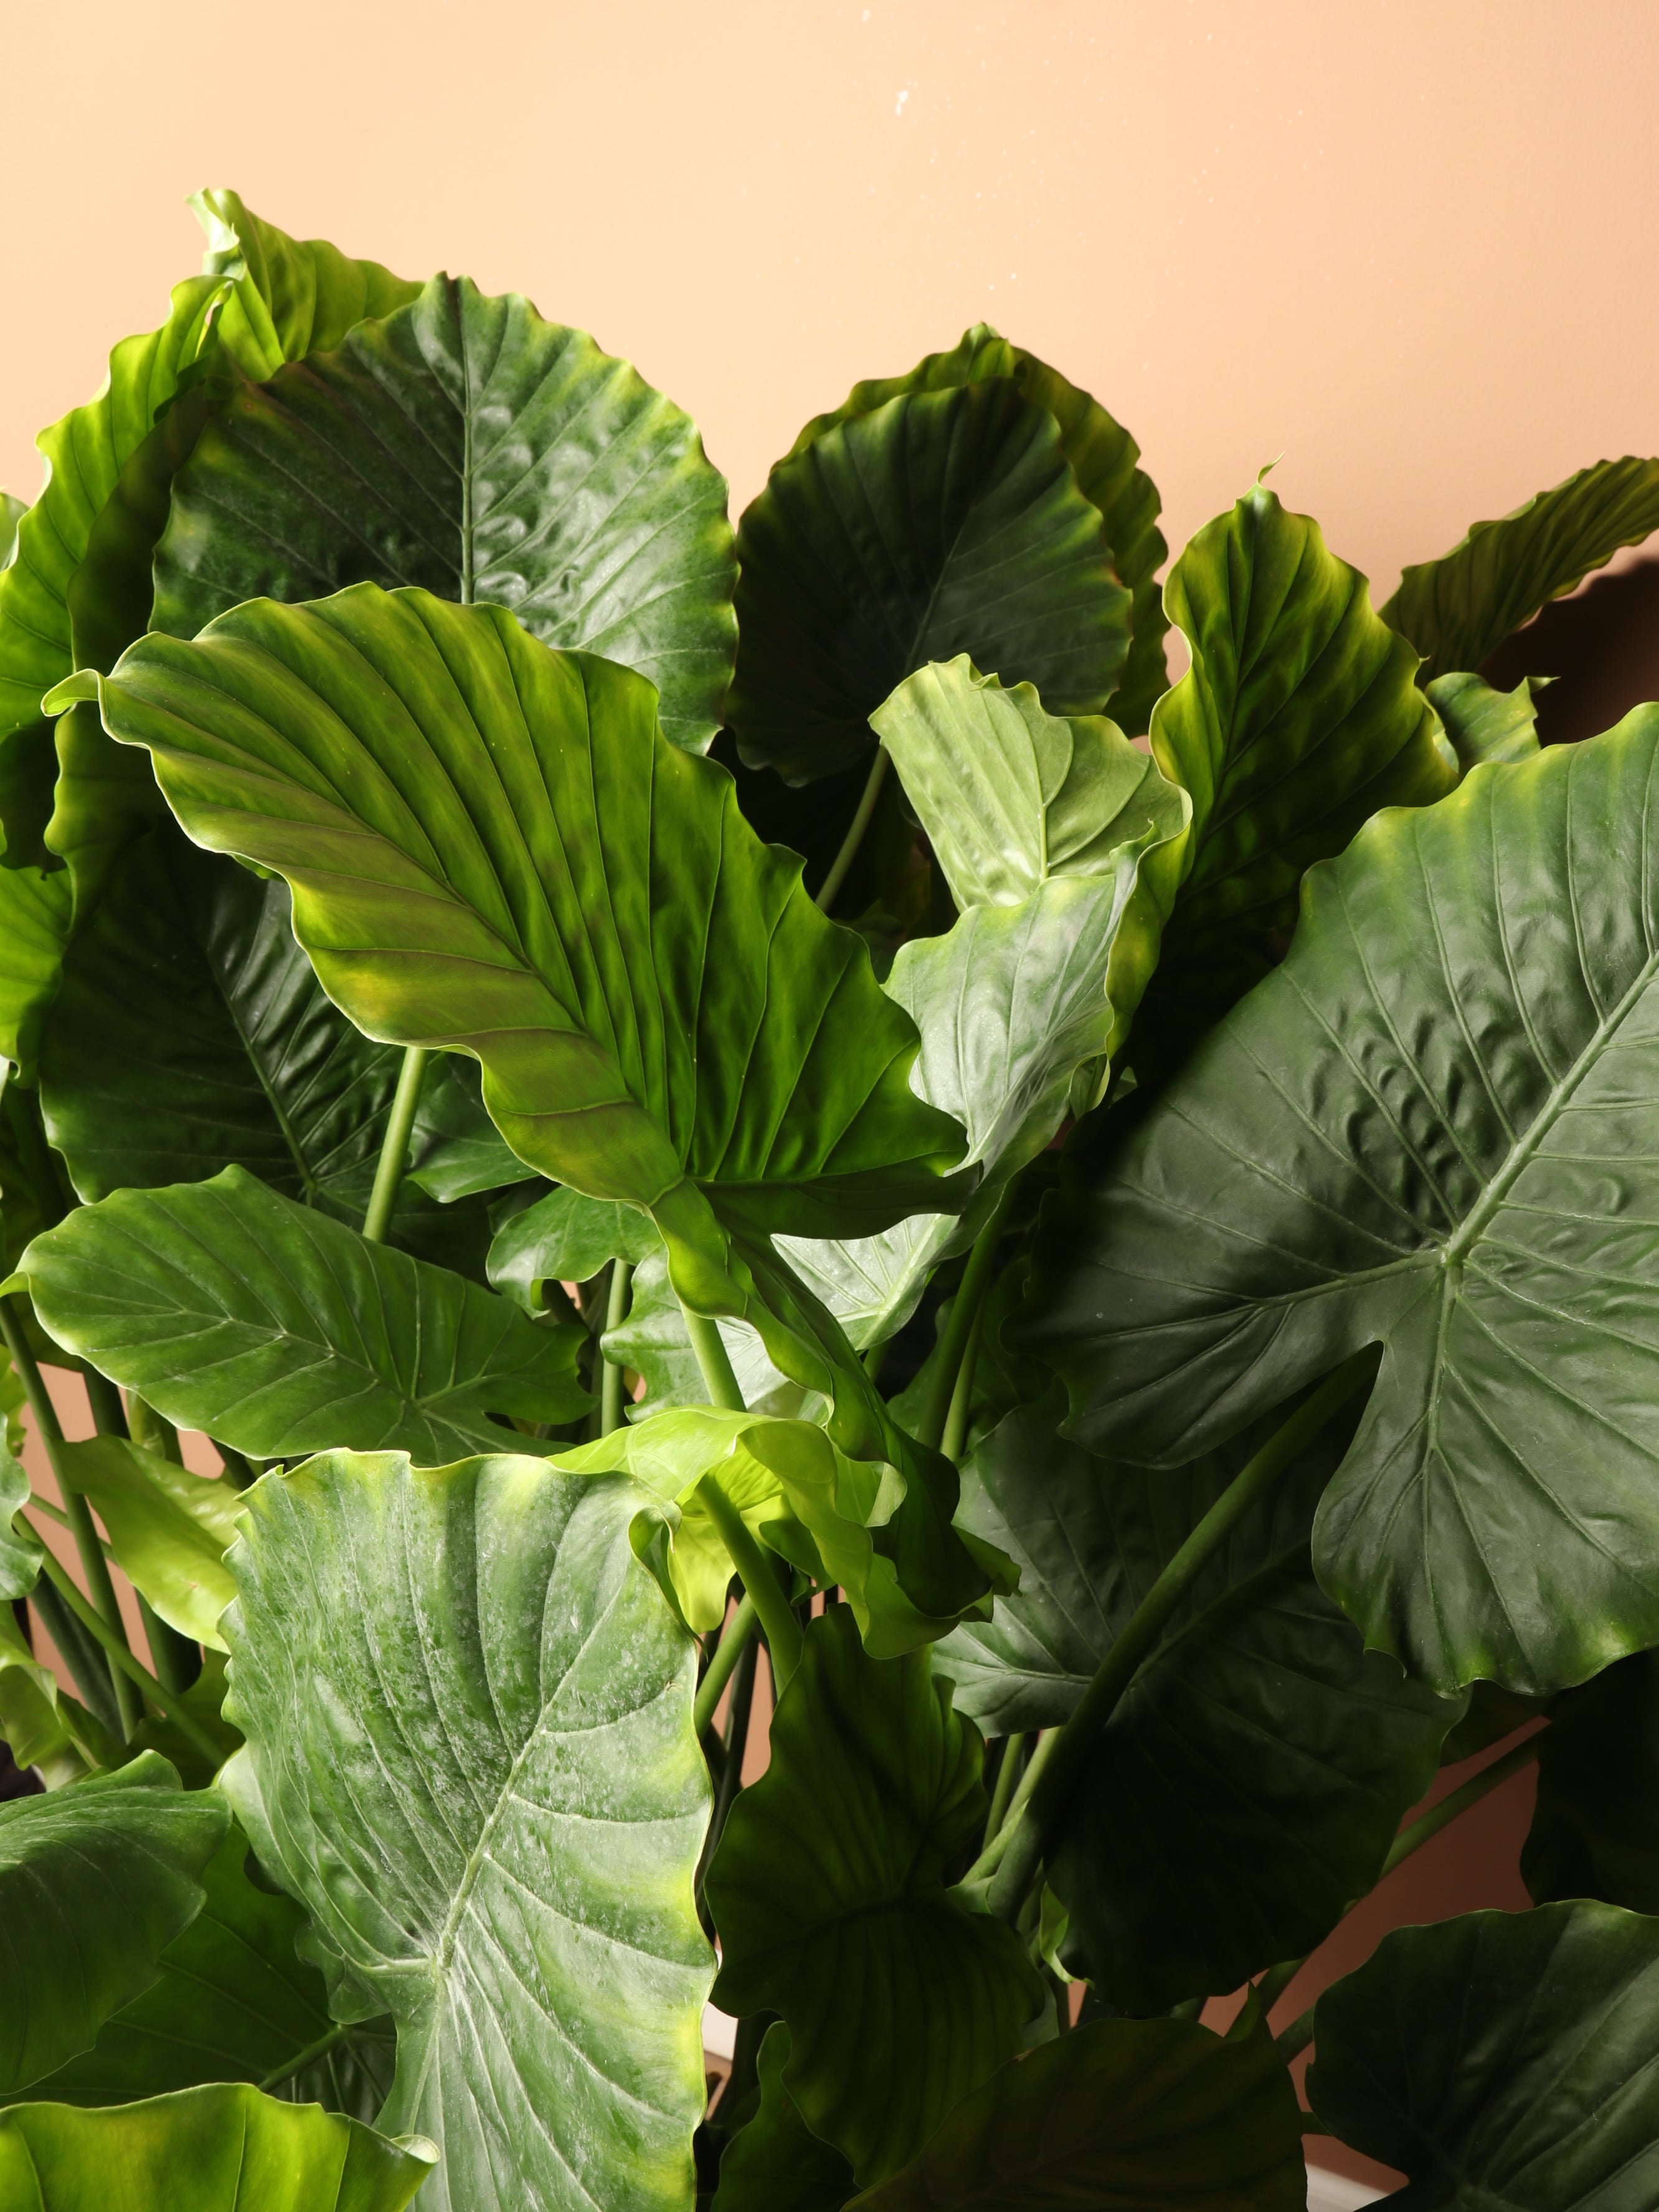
[936,1393,1452,2006]
[9,1828,395,2118]
[0,865,70,1080]
[59,1436,241,1649]
[1135,485,1455,1066]
[1307,1902,1659,2208]
[1383,455,1659,681]
[1020,709,1659,1695]
[0,2083,434,2210]
[848,2015,1305,2211]
[9,1166,588,1460]
[787,324,1169,734]
[37,822,489,1275]
[220,1446,712,2212]
[728,380,1131,784]
[1523,1652,1659,1912]
[0,1754,227,2094]
[711,2023,855,2212]
[707,1607,1042,2185]
[151,274,737,754]
[55,586,967,1315]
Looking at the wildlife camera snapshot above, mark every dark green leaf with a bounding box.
[0,2083,433,2210]
[707,1607,1042,2185]
[1524,1652,1659,1912]
[221,1446,712,2212]
[729,380,1131,784]
[488,1184,661,1310]
[712,2023,855,2212]
[1424,670,1543,770]
[1382,456,1659,681]
[0,1752,227,2094]
[123,1651,242,1794]
[1308,1901,1659,2209]
[1021,709,1659,1694]
[405,1054,532,1204]
[848,2015,1306,2211]
[153,274,736,754]
[11,1165,588,1460]
[0,865,70,1080]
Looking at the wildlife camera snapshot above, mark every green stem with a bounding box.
[138,1595,198,1697]
[814,748,890,915]
[362,1045,430,1245]
[127,1396,181,1463]
[701,1483,803,1688]
[962,1729,1057,1888]
[696,1628,760,1924]
[694,1595,759,1737]
[679,1304,746,1414]
[940,1302,986,1465]
[986,1350,1378,1922]
[1274,2004,1316,2063]
[258,2022,353,2095]
[982,1731,1026,1850]
[0,1297,141,1737]
[216,1445,258,1491]
[27,1576,121,1741]
[24,1526,222,1767]
[919,1184,1016,1453]
[600,1260,634,1437]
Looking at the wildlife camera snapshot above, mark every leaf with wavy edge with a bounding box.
[59,1436,242,1650]
[788,324,1169,734]
[220,1447,712,2212]
[712,2021,854,2211]
[9,1166,588,1462]
[489,1185,661,1310]
[708,1607,1042,2185]
[1019,707,1659,1696]
[1383,455,1659,681]
[0,1753,227,2094]
[0,2084,434,2210]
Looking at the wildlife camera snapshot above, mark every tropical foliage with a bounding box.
[1,188,1657,2209]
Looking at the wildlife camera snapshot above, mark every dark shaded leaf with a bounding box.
[1524,1652,1659,1912]
[712,2023,855,2212]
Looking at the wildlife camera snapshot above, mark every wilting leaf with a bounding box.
[708,1607,1042,2184]
[11,1166,588,1461]
[153,274,736,753]
[1523,1652,1659,1913]
[59,1435,242,1649]
[220,1447,712,2212]
[1021,709,1659,1696]
[0,1753,226,2094]
[1307,1902,1659,2210]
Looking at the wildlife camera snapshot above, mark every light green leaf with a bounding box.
[729,381,1132,784]
[711,2023,854,2212]
[1523,1651,1659,1913]
[0,2084,434,2210]
[1019,707,1659,1695]
[152,274,737,754]
[1136,484,1455,1066]
[707,1607,1042,2185]
[488,1185,661,1310]
[600,1247,817,1417]
[37,822,489,1277]
[59,1436,242,1650]
[0,1609,77,1778]
[0,495,22,565]
[220,1446,713,2212]
[0,1753,227,2094]
[9,1827,396,2119]
[0,863,70,1080]
[1382,455,1659,681]
[1308,1902,1659,2209]
[1424,668,1544,770]
[0,1414,42,1600]
[787,323,1169,734]
[11,1165,588,1462]
[57,587,968,1313]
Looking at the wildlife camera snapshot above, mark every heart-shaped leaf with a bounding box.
[936,1393,1453,2006]
[707,1607,1042,2185]
[1523,1652,1659,1913]
[59,1437,242,1650]
[0,1752,227,2094]
[10,1165,588,1461]
[152,273,737,754]
[1382,455,1659,681]
[711,2023,856,2211]
[1020,709,1659,1695]
[220,1446,713,2212]
[55,586,967,1308]
[0,2084,434,2211]
[729,380,1131,783]
[1307,1902,1659,2209]
[847,2015,1306,2212]
[7,1827,395,2119]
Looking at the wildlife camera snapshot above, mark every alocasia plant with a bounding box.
[2,189,1659,2211]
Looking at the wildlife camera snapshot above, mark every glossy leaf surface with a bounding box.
[0,1755,226,2095]
[1022,711,1659,1694]
[711,2023,854,2212]
[0,2084,433,2211]
[1424,670,1543,770]
[59,1437,241,1649]
[1383,455,1659,681]
[1523,1652,1659,1912]
[848,2016,1305,2211]
[12,1166,588,1460]
[153,275,736,753]
[729,380,1130,783]
[1308,1902,1659,2210]
[220,1447,712,2212]
[488,1185,660,1310]
[707,1608,1042,2184]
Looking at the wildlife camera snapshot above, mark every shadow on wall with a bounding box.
[1485,553,1659,742]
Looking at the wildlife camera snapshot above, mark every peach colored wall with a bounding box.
[6,0,1659,605]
